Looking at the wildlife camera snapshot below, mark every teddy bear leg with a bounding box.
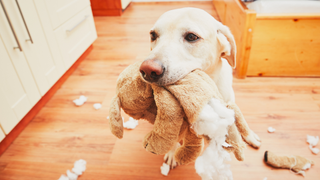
[227,103,261,148]
[174,127,204,165]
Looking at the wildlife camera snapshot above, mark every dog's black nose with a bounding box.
[139,59,165,82]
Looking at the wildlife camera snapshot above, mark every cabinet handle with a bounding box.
[0,0,22,51]
[15,0,33,43]
[66,15,89,32]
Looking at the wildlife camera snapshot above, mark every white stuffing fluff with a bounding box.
[302,163,312,171]
[67,170,78,180]
[73,95,87,106]
[93,103,102,110]
[307,135,319,154]
[160,163,170,176]
[308,145,319,155]
[58,175,69,180]
[222,142,232,148]
[307,135,319,147]
[123,117,139,129]
[263,178,267,180]
[72,159,87,175]
[58,159,87,180]
[267,127,275,133]
[193,98,235,180]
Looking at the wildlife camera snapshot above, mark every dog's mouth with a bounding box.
[140,68,198,86]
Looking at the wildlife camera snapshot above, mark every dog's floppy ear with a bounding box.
[109,96,124,139]
[216,23,236,68]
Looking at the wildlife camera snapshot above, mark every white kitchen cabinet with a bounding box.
[0,35,40,134]
[3,0,63,96]
[0,0,96,140]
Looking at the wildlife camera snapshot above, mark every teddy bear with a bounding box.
[109,61,247,165]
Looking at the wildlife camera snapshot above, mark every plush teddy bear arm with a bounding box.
[225,123,246,161]
[109,96,123,139]
[174,125,204,165]
[227,103,261,149]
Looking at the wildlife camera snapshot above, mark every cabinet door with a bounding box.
[3,0,61,96]
[0,36,40,134]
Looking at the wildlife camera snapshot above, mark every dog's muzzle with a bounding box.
[139,59,165,83]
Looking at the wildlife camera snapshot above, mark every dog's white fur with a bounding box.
[144,8,261,169]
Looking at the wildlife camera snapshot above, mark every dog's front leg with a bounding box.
[164,142,180,169]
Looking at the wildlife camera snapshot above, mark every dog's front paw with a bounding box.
[164,143,180,169]
[243,130,261,148]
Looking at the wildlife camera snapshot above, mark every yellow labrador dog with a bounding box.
[139,7,261,168]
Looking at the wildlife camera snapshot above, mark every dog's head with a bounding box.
[139,7,236,86]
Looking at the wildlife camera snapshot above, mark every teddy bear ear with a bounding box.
[109,96,124,139]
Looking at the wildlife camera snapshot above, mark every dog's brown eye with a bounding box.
[150,31,157,42]
[185,33,199,42]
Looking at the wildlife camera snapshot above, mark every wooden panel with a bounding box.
[90,0,122,16]
[216,0,256,78]
[0,45,93,156]
[212,0,226,22]
[247,18,320,77]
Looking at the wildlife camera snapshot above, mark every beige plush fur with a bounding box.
[109,61,246,165]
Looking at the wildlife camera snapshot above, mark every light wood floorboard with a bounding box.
[0,2,319,180]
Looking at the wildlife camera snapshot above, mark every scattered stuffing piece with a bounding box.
[307,135,319,147]
[58,175,69,180]
[307,135,319,154]
[123,117,139,129]
[309,145,319,155]
[73,95,87,106]
[67,170,78,180]
[263,178,267,180]
[267,127,275,133]
[73,159,87,175]
[160,163,170,176]
[93,103,102,110]
[58,159,87,180]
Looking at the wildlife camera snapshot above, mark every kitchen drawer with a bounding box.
[44,0,90,30]
[54,6,97,69]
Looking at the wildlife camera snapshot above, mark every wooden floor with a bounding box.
[0,2,320,180]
